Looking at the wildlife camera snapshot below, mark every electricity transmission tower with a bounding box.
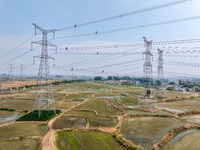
[139,37,156,110]
[157,49,165,98]
[31,23,57,117]
[20,64,24,81]
[8,64,14,83]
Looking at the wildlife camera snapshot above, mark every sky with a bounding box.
[1,0,200,80]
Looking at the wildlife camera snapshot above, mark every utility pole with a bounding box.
[9,64,14,83]
[157,49,165,98]
[20,64,24,81]
[139,37,156,111]
[31,23,57,117]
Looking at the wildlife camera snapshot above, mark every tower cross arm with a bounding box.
[32,23,57,34]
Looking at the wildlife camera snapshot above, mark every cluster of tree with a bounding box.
[178,79,200,88]
[166,87,175,91]
[10,79,84,91]
[121,82,133,86]
[17,110,61,121]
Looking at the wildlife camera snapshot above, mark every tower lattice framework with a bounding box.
[9,64,14,83]
[139,37,156,109]
[157,49,165,98]
[31,23,57,117]
[20,64,24,81]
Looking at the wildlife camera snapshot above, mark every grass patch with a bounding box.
[75,99,123,116]
[65,110,118,127]
[16,110,60,121]
[52,115,87,129]
[56,131,124,150]
[0,139,39,150]
[121,117,185,148]
[0,123,47,139]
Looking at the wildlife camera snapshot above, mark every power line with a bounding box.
[0,34,35,59]
[56,0,191,32]
[56,14,200,41]
[36,0,90,23]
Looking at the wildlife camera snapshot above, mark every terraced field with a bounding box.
[0,123,47,139]
[56,131,125,150]
[0,139,39,150]
[121,117,185,148]
[164,130,200,150]
[65,110,118,127]
[74,98,124,116]
[158,100,200,113]
[0,81,199,150]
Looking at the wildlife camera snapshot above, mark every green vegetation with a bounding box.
[75,99,123,116]
[121,117,185,148]
[56,131,124,150]
[0,139,39,150]
[52,115,87,129]
[16,110,60,121]
[0,123,47,139]
[65,110,118,127]
[0,108,15,111]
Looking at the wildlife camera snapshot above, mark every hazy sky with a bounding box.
[0,0,200,79]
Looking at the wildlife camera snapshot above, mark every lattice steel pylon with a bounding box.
[139,37,157,110]
[8,64,14,83]
[31,23,57,117]
[20,64,24,81]
[157,49,165,98]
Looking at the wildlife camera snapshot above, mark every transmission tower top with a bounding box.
[32,23,57,36]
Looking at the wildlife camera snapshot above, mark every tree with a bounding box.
[108,76,112,80]
[146,89,151,97]
[156,80,161,86]
[122,76,130,80]
[186,88,190,92]
[94,76,102,81]
[169,82,175,85]
[113,76,120,81]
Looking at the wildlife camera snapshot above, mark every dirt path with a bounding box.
[42,131,57,150]
[41,98,89,150]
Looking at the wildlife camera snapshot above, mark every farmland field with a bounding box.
[52,115,87,129]
[0,80,199,150]
[65,110,118,127]
[121,117,185,148]
[157,100,200,113]
[56,131,125,150]
[0,139,39,150]
[74,99,123,116]
[0,123,47,139]
[164,130,200,150]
